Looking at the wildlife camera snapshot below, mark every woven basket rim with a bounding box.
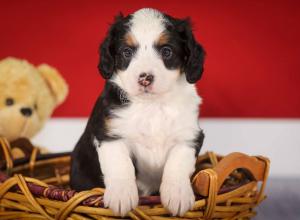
[0,137,270,219]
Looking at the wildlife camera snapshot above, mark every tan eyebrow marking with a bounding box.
[124,33,138,47]
[156,32,170,46]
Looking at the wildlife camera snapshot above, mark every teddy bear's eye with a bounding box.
[5,98,14,106]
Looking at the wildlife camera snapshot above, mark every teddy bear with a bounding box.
[0,57,68,152]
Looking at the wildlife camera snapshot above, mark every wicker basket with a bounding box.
[0,137,270,220]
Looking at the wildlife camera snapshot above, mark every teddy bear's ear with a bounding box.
[37,64,68,105]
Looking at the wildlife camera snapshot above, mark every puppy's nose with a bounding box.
[138,73,154,87]
[20,108,33,117]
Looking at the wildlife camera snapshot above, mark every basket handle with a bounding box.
[192,152,269,196]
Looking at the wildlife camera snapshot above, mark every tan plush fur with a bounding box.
[0,57,68,142]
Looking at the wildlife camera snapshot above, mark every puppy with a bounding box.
[71,8,205,216]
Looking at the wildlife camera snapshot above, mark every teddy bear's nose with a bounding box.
[20,108,33,117]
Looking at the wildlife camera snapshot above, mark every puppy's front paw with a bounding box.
[104,179,139,216]
[160,179,195,216]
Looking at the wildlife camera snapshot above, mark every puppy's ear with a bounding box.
[178,19,205,84]
[98,14,124,79]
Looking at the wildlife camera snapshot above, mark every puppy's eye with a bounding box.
[5,98,14,106]
[122,47,133,59]
[160,46,173,59]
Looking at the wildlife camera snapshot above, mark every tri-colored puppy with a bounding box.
[71,8,205,216]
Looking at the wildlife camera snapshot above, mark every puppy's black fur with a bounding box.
[98,14,134,79]
[159,16,205,83]
[70,82,129,191]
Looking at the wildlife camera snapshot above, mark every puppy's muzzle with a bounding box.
[138,73,154,87]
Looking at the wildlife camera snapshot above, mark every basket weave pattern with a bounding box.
[0,137,270,220]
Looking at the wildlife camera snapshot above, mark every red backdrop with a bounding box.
[0,0,299,118]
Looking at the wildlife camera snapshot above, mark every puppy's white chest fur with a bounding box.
[109,83,201,195]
